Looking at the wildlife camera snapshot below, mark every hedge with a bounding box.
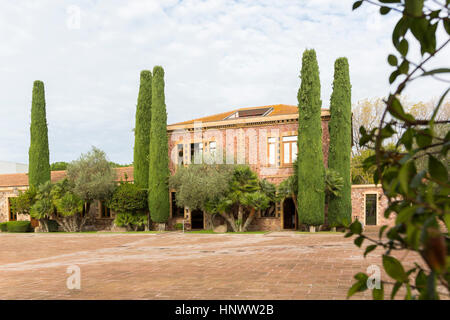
[5,221,32,233]
[0,222,7,232]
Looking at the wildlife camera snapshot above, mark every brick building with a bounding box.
[0,104,391,231]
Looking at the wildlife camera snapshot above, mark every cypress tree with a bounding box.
[328,58,352,227]
[297,49,325,228]
[148,66,170,225]
[28,80,51,189]
[133,70,152,188]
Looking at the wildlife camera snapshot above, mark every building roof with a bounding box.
[0,167,134,188]
[169,104,329,126]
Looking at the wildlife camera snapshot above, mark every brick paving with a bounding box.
[0,231,418,300]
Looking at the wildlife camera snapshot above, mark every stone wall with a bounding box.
[0,186,26,223]
[351,185,393,227]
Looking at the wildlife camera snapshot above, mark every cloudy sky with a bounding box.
[0,0,448,165]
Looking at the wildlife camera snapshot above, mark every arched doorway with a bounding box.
[191,209,204,229]
[283,198,296,229]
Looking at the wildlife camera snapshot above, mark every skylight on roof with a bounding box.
[225,107,273,120]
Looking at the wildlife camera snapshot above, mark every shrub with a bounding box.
[114,212,147,231]
[109,182,147,214]
[47,220,59,232]
[0,222,7,232]
[174,223,183,230]
[6,221,32,233]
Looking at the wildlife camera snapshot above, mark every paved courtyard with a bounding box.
[0,231,417,300]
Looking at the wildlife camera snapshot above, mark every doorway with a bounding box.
[365,194,377,226]
[191,209,204,229]
[283,198,296,229]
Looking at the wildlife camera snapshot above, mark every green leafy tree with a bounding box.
[109,182,148,231]
[348,0,449,300]
[51,178,85,232]
[133,70,152,188]
[50,162,68,171]
[12,188,37,215]
[28,80,50,188]
[148,66,170,227]
[351,149,376,184]
[170,165,271,232]
[297,49,325,228]
[66,147,116,218]
[30,181,54,232]
[328,57,352,227]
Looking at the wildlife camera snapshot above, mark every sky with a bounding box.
[0,0,448,165]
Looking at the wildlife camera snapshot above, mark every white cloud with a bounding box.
[0,0,447,164]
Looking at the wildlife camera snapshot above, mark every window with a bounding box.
[100,201,111,218]
[177,144,184,165]
[365,194,377,226]
[209,141,216,157]
[8,198,17,221]
[268,137,276,165]
[190,142,203,163]
[282,136,297,164]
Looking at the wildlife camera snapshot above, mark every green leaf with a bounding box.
[405,0,424,17]
[364,244,377,257]
[354,236,364,247]
[390,281,402,299]
[416,129,432,148]
[421,68,450,76]
[383,255,408,282]
[378,225,388,239]
[398,161,416,193]
[350,220,363,234]
[372,282,384,300]
[389,70,400,84]
[347,273,368,298]
[352,1,363,10]
[398,60,409,74]
[444,18,450,35]
[400,128,414,150]
[396,206,416,224]
[397,39,409,56]
[428,155,448,182]
[392,17,409,47]
[380,6,391,15]
[388,54,398,66]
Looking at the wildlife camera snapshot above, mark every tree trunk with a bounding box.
[39,218,49,232]
[242,208,256,232]
[237,205,244,232]
[204,213,214,230]
[219,212,238,232]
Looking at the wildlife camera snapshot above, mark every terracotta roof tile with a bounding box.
[0,167,134,188]
[169,104,327,126]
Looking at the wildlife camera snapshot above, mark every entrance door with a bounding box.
[365,194,377,226]
[191,209,204,229]
[283,198,296,229]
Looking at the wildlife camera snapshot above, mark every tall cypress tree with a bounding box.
[148,66,170,225]
[133,70,152,188]
[297,49,325,228]
[328,58,352,227]
[28,80,51,189]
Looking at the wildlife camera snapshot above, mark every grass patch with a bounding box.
[296,231,344,234]
[185,230,267,234]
